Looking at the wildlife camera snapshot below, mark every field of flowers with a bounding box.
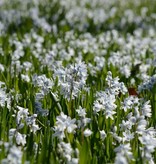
[0,0,156,163]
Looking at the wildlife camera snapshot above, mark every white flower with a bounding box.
[136,117,147,134]
[26,114,40,133]
[141,100,151,118]
[120,120,133,131]
[93,91,117,119]
[94,56,105,71]
[9,129,26,146]
[70,158,79,164]
[105,110,116,120]
[121,96,134,112]
[115,153,128,164]
[93,100,104,113]
[0,63,4,72]
[119,65,131,78]
[58,142,73,162]
[138,74,156,92]
[31,124,40,133]
[139,133,156,161]
[83,129,92,137]
[15,132,26,146]
[66,118,77,133]
[53,130,65,140]
[32,74,53,95]
[26,114,37,126]
[120,82,128,95]
[76,106,86,117]
[16,106,29,125]
[78,117,91,128]
[21,74,30,82]
[2,145,23,164]
[53,112,77,139]
[0,86,11,109]
[100,130,107,140]
[122,130,134,142]
[54,61,88,100]
[106,71,127,95]
[9,129,16,136]
[110,132,122,143]
[114,143,133,160]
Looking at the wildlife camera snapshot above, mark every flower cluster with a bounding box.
[112,97,156,163]
[93,71,127,119]
[9,106,40,146]
[76,106,91,129]
[138,74,156,92]
[54,61,88,100]
[0,82,11,109]
[1,145,23,164]
[53,112,77,140]
[58,141,79,164]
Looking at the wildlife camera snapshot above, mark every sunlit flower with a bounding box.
[139,133,156,161]
[141,100,151,118]
[58,141,78,163]
[16,106,29,125]
[136,117,147,134]
[15,132,26,146]
[115,153,128,164]
[32,74,53,95]
[122,130,134,142]
[53,112,77,139]
[114,143,133,161]
[93,91,117,119]
[76,106,86,118]
[54,61,88,100]
[21,74,30,82]
[83,128,92,137]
